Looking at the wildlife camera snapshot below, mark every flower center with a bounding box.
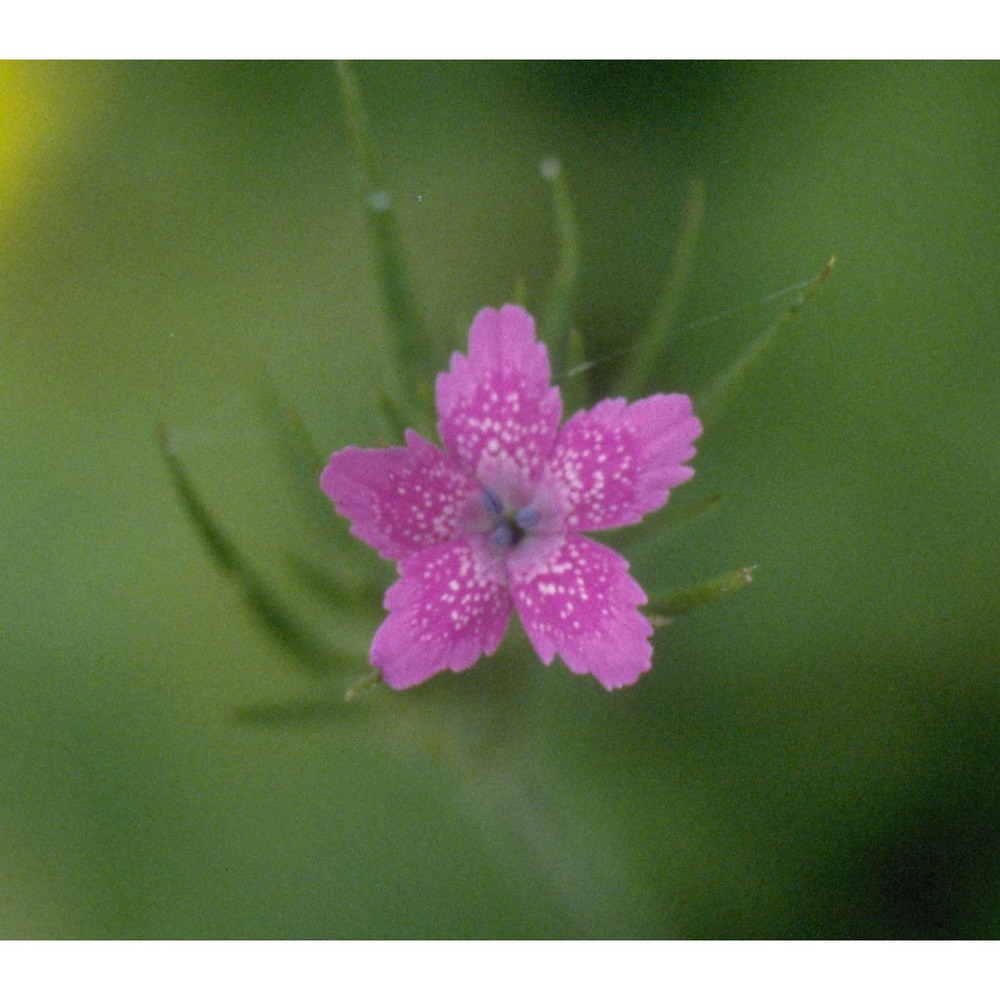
[482,488,539,550]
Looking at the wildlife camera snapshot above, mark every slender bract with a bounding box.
[645,565,754,623]
[558,326,591,417]
[696,255,836,426]
[257,385,352,549]
[158,425,343,675]
[616,177,707,397]
[234,695,358,727]
[539,157,581,380]
[336,62,434,422]
[614,491,724,551]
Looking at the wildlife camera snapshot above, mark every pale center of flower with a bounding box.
[482,487,540,550]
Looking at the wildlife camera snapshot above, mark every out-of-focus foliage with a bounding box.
[1,61,997,938]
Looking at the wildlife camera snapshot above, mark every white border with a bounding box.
[3,940,997,1000]
[3,3,997,58]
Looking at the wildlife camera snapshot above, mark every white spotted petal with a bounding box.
[509,535,653,691]
[549,394,702,533]
[435,304,562,479]
[321,430,476,561]
[370,538,512,689]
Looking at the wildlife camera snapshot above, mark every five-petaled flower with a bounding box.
[321,305,702,691]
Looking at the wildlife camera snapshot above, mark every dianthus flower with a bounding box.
[321,305,702,690]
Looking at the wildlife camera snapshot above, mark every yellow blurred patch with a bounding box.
[0,61,58,206]
[0,61,108,219]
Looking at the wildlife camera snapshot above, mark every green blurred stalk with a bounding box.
[539,157,581,381]
[158,424,351,677]
[646,565,754,623]
[337,62,434,425]
[696,255,836,426]
[559,327,591,416]
[615,177,706,397]
[615,491,725,553]
[374,385,411,445]
[258,385,347,539]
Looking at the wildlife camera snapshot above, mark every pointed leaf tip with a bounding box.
[540,155,581,379]
[616,176,707,397]
[337,59,433,414]
[696,254,835,424]
[158,425,344,676]
[344,670,383,702]
[234,696,355,727]
[646,565,755,624]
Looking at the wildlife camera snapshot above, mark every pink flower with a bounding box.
[321,305,702,691]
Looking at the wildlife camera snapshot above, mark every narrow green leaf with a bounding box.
[695,255,836,426]
[257,383,338,533]
[234,696,357,727]
[344,669,383,702]
[237,575,349,675]
[286,550,383,608]
[235,669,382,727]
[375,385,410,445]
[653,491,725,530]
[257,383,385,596]
[158,424,240,573]
[616,177,706,397]
[558,326,591,415]
[645,565,754,624]
[336,61,434,421]
[615,492,725,551]
[158,424,348,676]
[258,382,325,475]
[539,157,581,377]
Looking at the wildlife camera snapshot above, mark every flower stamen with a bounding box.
[483,489,536,550]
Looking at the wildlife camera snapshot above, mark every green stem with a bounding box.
[645,565,755,624]
[614,491,725,553]
[336,61,434,424]
[696,255,836,426]
[539,157,581,379]
[558,327,591,416]
[616,177,706,397]
[158,424,352,676]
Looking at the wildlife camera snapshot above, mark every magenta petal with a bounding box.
[436,304,562,478]
[549,393,702,532]
[320,430,477,561]
[371,539,513,689]
[510,535,653,691]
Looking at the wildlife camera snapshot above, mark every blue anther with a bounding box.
[490,522,516,549]
[514,505,540,531]
[482,488,504,517]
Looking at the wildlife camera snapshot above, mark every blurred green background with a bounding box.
[1,61,997,938]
